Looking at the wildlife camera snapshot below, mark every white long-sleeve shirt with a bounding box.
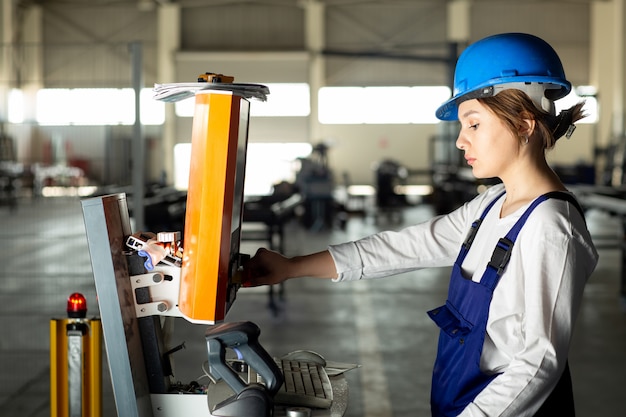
[328,184,598,416]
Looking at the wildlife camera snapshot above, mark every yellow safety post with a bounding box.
[50,293,102,417]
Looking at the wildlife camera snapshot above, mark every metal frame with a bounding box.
[81,193,154,417]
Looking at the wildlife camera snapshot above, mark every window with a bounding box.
[556,86,598,124]
[174,83,310,118]
[8,89,24,123]
[34,88,164,125]
[318,86,451,124]
[9,83,597,125]
[174,142,312,195]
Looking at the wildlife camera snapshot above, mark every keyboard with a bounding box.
[251,358,333,409]
[275,357,334,408]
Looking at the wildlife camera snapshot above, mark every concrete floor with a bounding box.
[1,195,625,417]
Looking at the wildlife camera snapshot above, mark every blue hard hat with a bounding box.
[436,33,572,121]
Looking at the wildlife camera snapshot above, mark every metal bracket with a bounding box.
[130,265,183,318]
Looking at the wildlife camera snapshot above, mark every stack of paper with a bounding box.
[153,82,269,102]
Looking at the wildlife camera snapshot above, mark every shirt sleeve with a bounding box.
[328,187,501,282]
[460,202,598,417]
[328,214,460,281]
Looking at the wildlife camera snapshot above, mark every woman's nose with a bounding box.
[456,133,466,150]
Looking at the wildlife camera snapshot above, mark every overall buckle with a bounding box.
[488,237,514,275]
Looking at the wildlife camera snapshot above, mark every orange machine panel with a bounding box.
[179,91,249,323]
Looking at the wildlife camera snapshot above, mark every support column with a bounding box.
[446,0,470,84]
[615,0,626,137]
[438,1,470,144]
[0,1,43,123]
[590,0,625,186]
[130,41,145,231]
[590,0,614,179]
[157,3,181,186]
[0,0,13,121]
[20,4,44,122]
[303,0,325,143]
[591,0,625,144]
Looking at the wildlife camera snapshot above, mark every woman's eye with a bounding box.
[468,123,479,130]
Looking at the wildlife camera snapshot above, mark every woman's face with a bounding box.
[455,99,520,179]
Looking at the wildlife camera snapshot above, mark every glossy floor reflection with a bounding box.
[0,196,624,416]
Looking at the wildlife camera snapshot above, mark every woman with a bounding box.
[242,33,598,417]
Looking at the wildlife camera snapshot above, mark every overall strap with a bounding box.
[455,191,506,265]
[543,191,585,221]
[483,191,584,289]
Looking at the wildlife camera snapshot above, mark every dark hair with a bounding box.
[478,89,586,149]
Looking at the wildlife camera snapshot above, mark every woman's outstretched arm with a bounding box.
[242,248,337,287]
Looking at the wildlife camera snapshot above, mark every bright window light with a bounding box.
[319,87,368,124]
[36,88,164,125]
[8,89,24,123]
[174,98,194,118]
[174,83,310,118]
[37,89,71,125]
[413,87,453,123]
[245,142,312,195]
[141,88,165,124]
[251,83,310,117]
[174,97,191,117]
[318,86,451,124]
[74,89,134,125]
[365,87,416,124]
[173,143,192,191]
[556,86,598,124]
[173,141,312,195]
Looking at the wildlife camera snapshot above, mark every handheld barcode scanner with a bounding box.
[205,321,284,416]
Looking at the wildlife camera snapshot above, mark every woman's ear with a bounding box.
[519,115,536,138]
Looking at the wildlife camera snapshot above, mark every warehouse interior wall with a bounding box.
[0,0,624,189]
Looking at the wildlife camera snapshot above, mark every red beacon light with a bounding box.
[67,292,87,319]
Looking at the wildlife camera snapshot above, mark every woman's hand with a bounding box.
[241,248,291,287]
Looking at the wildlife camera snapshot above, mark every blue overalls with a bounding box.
[428,192,581,417]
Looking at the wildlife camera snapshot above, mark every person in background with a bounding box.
[243,33,598,417]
